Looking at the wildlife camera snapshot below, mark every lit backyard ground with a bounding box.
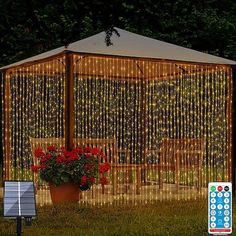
[33,184,208,205]
[1,197,236,236]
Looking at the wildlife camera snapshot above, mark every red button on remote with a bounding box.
[217,186,223,191]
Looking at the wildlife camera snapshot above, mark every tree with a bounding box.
[0,0,236,67]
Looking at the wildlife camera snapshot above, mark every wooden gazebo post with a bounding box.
[3,70,11,180]
[65,52,74,150]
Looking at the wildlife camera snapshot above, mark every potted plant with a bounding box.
[31,145,111,203]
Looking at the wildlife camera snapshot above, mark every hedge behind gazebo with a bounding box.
[1,28,236,204]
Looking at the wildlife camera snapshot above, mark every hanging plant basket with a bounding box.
[49,182,82,204]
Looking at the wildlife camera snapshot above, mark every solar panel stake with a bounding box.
[3,181,37,236]
[16,217,22,236]
[25,217,32,226]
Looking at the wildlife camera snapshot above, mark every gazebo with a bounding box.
[1,28,236,204]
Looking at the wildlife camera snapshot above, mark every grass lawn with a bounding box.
[0,199,235,236]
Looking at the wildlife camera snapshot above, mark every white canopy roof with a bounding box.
[1,27,236,70]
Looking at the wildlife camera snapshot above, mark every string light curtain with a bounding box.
[2,57,65,184]
[1,53,232,204]
[73,55,231,202]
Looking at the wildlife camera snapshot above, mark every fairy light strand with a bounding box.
[2,55,232,204]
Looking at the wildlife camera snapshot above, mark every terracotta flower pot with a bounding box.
[49,182,82,204]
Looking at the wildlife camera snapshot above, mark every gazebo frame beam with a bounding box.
[65,52,74,150]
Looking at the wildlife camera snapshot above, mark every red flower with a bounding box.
[89,176,95,183]
[64,151,78,162]
[78,148,84,155]
[62,149,70,157]
[46,153,52,159]
[40,157,47,163]
[84,147,92,153]
[40,164,47,169]
[86,153,92,158]
[34,147,45,158]
[100,176,108,185]
[31,165,41,172]
[40,154,51,163]
[84,163,95,170]
[56,155,66,163]
[69,151,77,159]
[67,157,77,162]
[73,147,84,155]
[91,147,100,155]
[47,145,56,152]
[80,176,87,185]
[99,163,111,173]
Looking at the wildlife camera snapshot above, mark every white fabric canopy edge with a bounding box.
[1,27,236,70]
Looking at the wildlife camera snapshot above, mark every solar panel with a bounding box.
[4,181,36,218]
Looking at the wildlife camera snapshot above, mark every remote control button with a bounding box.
[224,210,229,215]
[211,210,216,215]
[224,223,229,228]
[224,198,229,203]
[211,186,216,192]
[211,223,216,228]
[211,216,216,221]
[211,204,216,209]
[218,219,222,224]
[211,198,216,203]
[218,211,222,215]
[218,186,223,191]
[224,216,229,222]
[217,192,223,197]
[224,192,229,197]
[224,204,229,209]
[217,204,223,210]
[224,186,229,191]
[211,192,216,197]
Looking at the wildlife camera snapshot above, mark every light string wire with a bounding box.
[3,55,232,204]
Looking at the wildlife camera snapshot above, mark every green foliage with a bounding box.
[0,0,236,67]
